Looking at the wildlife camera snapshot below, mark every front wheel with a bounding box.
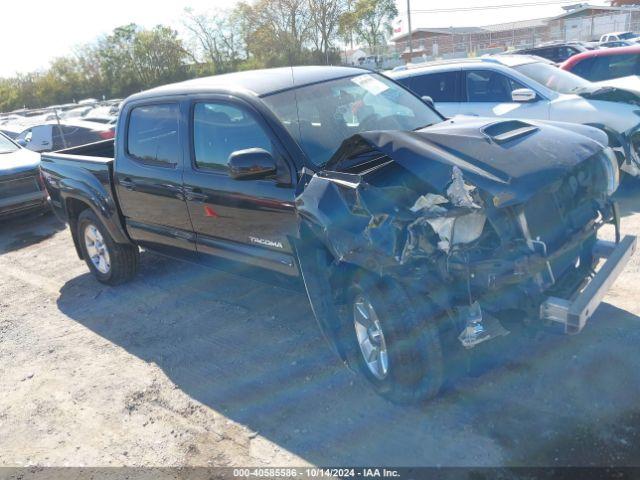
[344,272,444,404]
[77,209,139,285]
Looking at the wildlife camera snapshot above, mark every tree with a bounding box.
[340,0,398,52]
[610,0,640,5]
[97,24,189,98]
[133,26,189,86]
[340,0,356,49]
[237,0,313,66]
[183,8,245,74]
[308,0,347,62]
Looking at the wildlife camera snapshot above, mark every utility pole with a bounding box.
[407,0,413,57]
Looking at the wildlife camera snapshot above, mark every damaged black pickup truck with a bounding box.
[40,66,636,403]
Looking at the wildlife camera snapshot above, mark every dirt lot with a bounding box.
[1,183,640,468]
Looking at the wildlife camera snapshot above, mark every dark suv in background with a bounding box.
[513,42,594,64]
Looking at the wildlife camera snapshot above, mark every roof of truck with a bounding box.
[128,66,369,101]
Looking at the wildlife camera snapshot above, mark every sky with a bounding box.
[0,0,610,77]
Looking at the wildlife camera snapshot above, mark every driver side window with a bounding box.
[193,102,274,172]
[465,70,526,102]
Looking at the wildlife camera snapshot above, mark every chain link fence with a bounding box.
[344,9,640,70]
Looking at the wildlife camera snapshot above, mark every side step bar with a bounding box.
[540,235,637,334]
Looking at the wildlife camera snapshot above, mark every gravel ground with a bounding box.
[1,182,640,467]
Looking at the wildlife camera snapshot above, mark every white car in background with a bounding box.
[599,31,640,44]
[389,55,640,176]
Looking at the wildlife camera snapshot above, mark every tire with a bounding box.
[77,209,139,285]
[342,271,444,404]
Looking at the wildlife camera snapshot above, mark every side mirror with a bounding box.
[421,95,435,108]
[228,148,277,181]
[511,88,537,103]
[16,139,27,147]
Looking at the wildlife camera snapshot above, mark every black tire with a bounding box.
[342,271,444,404]
[77,209,139,285]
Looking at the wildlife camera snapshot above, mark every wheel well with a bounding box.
[65,197,91,259]
[66,197,90,223]
[298,223,356,305]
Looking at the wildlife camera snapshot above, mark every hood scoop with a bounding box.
[481,120,539,144]
[323,116,604,207]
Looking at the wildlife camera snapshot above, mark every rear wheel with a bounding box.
[77,209,138,285]
[344,272,444,404]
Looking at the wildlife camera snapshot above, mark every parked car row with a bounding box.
[13,120,115,153]
[0,100,121,221]
[36,66,635,404]
[0,99,120,152]
[509,32,640,65]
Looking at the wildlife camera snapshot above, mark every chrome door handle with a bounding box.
[183,186,207,203]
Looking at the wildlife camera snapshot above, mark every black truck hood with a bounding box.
[324,117,605,207]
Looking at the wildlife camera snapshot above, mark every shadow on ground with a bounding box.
[0,210,65,254]
[55,250,640,466]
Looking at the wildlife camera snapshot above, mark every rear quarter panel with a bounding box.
[40,153,130,244]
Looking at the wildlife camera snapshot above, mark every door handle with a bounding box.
[161,183,185,200]
[119,178,135,190]
[183,186,207,203]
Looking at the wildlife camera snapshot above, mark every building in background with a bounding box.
[391,3,640,63]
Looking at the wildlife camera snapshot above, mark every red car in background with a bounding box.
[560,45,640,87]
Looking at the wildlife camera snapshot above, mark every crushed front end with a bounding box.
[296,119,636,351]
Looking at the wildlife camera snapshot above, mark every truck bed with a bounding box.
[40,139,117,223]
[55,138,115,159]
[40,139,115,184]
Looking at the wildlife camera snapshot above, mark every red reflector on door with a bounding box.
[204,205,218,218]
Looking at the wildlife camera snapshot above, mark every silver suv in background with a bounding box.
[389,55,640,177]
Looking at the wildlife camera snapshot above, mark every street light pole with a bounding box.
[407,0,413,57]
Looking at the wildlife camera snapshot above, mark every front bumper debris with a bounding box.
[540,235,637,334]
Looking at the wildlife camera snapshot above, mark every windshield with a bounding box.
[514,62,592,94]
[619,32,637,40]
[0,133,19,154]
[263,73,441,166]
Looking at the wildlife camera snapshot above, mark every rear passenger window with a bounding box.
[410,72,459,102]
[193,102,273,172]
[127,104,180,167]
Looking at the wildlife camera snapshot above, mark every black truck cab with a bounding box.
[112,80,314,275]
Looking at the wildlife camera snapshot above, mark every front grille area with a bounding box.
[523,156,601,281]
